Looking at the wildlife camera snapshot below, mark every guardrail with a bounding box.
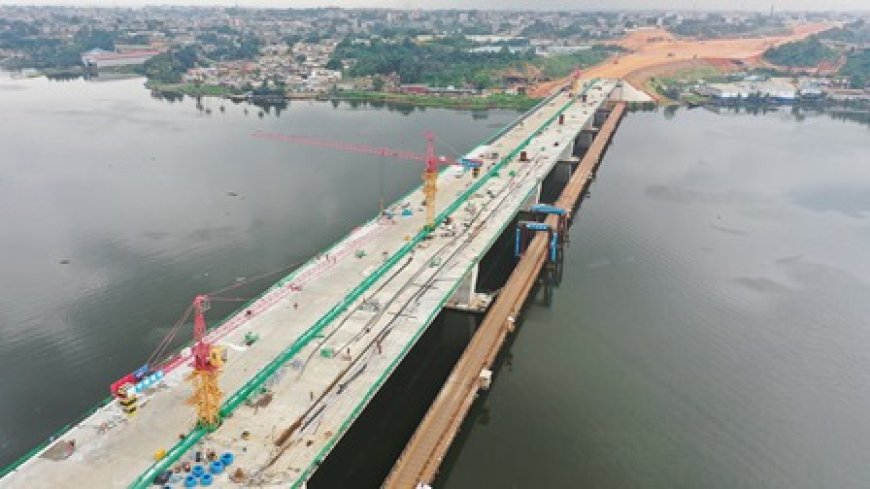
[0,85,573,483]
[1,81,594,487]
[130,79,598,489]
[0,396,114,479]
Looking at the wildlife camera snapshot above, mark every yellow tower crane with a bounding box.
[422,132,439,231]
[187,295,224,429]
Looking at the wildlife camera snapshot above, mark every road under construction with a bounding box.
[0,77,630,489]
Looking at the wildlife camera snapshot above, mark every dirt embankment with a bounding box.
[529,21,838,99]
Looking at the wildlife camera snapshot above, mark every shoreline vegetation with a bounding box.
[329,90,541,110]
[144,81,543,110]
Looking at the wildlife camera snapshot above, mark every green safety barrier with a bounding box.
[129,79,599,489]
[128,80,597,489]
[291,81,601,486]
[290,161,546,488]
[4,81,600,487]
[4,88,572,484]
[0,396,115,479]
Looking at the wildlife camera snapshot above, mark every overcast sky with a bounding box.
[0,0,867,10]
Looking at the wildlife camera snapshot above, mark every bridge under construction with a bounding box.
[0,77,633,489]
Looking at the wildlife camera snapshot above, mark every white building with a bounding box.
[703,79,797,102]
[81,48,161,68]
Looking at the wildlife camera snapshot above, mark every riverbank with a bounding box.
[145,83,541,110]
[146,81,242,98]
[330,90,542,111]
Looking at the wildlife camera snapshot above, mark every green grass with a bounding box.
[657,65,726,84]
[532,46,621,79]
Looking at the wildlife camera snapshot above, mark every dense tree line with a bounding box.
[841,48,870,88]
[519,19,621,40]
[763,36,838,68]
[140,46,198,83]
[671,14,786,38]
[329,35,535,88]
[329,35,621,89]
[818,20,870,45]
[0,22,117,68]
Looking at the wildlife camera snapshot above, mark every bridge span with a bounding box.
[384,101,626,489]
[1,79,621,489]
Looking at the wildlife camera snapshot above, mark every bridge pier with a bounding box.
[555,158,575,184]
[383,94,626,489]
[574,129,597,156]
[594,107,611,126]
[444,263,492,313]
[520,177,543,211]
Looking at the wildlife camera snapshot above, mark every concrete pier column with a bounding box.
[574,129,596,155]
[447,263,480,312]
[455,263,479,306]
[594,108,611,126]
[521,178,543,210]
[555,159,573,183]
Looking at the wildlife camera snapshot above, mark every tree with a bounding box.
[284,34,302,49]
[372,76,385,91]
[840,48,870,88]
[763,36,837,68]
[471,71,492,90]
[74,27,116,51]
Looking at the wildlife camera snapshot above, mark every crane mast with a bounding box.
[187,294,223,429]
[423,132,438,231]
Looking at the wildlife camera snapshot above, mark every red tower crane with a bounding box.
[251,131,480,230]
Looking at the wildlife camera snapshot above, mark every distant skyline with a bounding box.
[0,0,868,11]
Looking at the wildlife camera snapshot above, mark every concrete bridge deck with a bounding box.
[0,79,617,489]
[384,102,627,489]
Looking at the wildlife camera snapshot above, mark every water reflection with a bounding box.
[791,185,870,218]
[0,71,521,468]
[441,106,870,489]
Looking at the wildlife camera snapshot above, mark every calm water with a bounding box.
[441,106,870,489]
[0,72,519,468]
[2,73,870,489]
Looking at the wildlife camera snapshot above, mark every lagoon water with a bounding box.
[440,105,870,489]
[2,72,870,489]
[0,72,518,469]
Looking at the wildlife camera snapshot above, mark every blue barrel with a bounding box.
[220,452,234,467]
[183,475,197,488]
[163,485,172,489]
[191,465,205,478]
[200,473,214,486]
[209,460,224,475]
